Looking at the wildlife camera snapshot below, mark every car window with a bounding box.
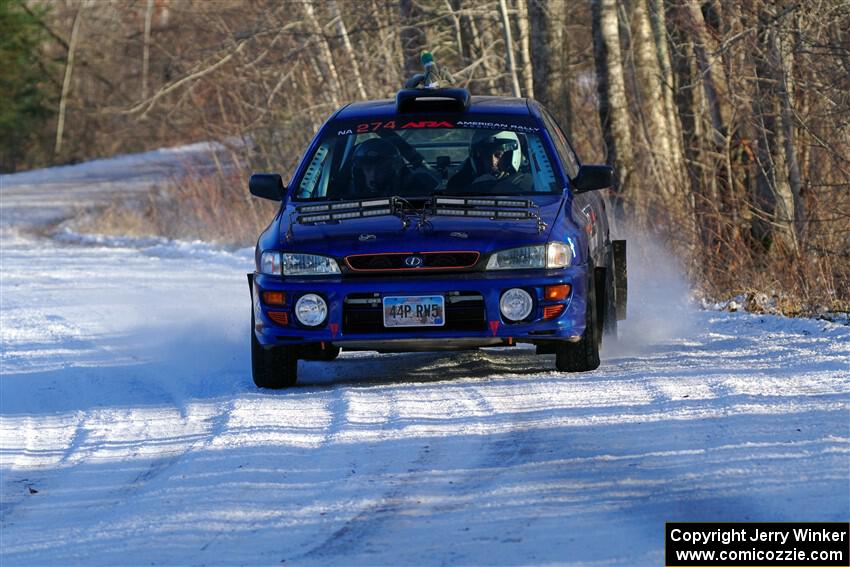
[292,116,560,201]
[540,110,580,179]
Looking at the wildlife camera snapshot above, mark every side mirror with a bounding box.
[571,165,613,193]
[249,173,284,201]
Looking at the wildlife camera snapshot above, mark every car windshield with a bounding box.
[292,116,561,201]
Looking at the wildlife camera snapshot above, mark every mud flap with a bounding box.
[247,273,255,322]
[612,240,627,320]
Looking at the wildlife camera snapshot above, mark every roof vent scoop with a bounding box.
[396,88,470,113]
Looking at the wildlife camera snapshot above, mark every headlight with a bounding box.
[486,245,545,270]
[282,253,340,276]
[486,242,573,270]
[260,251,281,275]
[295,293,328,326]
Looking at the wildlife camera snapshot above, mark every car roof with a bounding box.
[334,95,534,120]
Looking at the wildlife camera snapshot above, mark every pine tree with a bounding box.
[0,0,55,172]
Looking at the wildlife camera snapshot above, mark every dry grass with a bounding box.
[74,165,277,246]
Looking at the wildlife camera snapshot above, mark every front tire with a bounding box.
[251,313,298,388]
[555,267,601,372]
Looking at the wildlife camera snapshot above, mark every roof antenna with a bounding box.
[404,51,454,89]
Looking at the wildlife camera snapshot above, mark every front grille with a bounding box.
[343,292,486,334]
[345,251,480,272]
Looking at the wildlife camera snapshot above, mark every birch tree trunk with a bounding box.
[370,0,402,91]
[632,0,694,248]
[648,0,685,179]
[141,0,154,101]
[752,9,800,253]
[632,0,674,188]
[499,0,522,97]
[444,0,465,64]
[776,13,805,242]
[515,0,534,98]
[529,0,563,111]
[671,23,717,254]
[559,2,574,137]
[682,0,729,146]
[55,0,86,157]
[303,1,342,108]
[592,0,634,209]
[329,0,367,100]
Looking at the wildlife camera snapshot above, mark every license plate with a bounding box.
[382,295,445,327]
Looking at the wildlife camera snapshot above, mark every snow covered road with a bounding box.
[1,154,848,565]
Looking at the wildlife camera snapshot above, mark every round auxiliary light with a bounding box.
[500,288,533,322]
[294,293,328,327]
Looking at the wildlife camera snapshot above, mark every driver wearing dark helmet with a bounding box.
[446,130,525,192]
[344,138,436,199]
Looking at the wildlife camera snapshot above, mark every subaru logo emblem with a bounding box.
[404,256,423,267]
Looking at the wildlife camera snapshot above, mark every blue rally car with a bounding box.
[248,87,627,388]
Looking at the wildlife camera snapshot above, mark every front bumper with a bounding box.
[251,268,588,350]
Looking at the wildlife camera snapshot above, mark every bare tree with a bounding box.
[16,0,848,309]
[592,0,634,208]
[499,0,522,97]
[682,0,729,146]
[302,1,343,108]
[752,4,802,253]
[329,0,367,100]
[141,0,154,101]
[529,0,563,110]
[515,0,534,97]
[55,0,86,157]
[400,0,427,79]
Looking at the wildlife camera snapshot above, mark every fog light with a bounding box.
[262,291,286,305]
[295,293,328,327]
[500,288,533,322]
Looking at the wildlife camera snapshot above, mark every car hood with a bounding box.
[280,195,565,257]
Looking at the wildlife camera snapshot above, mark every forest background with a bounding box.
[2,0,848,314]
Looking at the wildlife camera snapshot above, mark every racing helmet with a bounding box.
[351,138,404,195]
[469,130,521,175]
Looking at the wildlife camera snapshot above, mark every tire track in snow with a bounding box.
[298,370,551,561]
[422,380,548,549]
[297,380,435,561]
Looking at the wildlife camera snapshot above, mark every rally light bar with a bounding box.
[435,208,534,219]
[294,196,546,232]
[432,196,546,232]
[296,199,393,224]
[434,197,533,208]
